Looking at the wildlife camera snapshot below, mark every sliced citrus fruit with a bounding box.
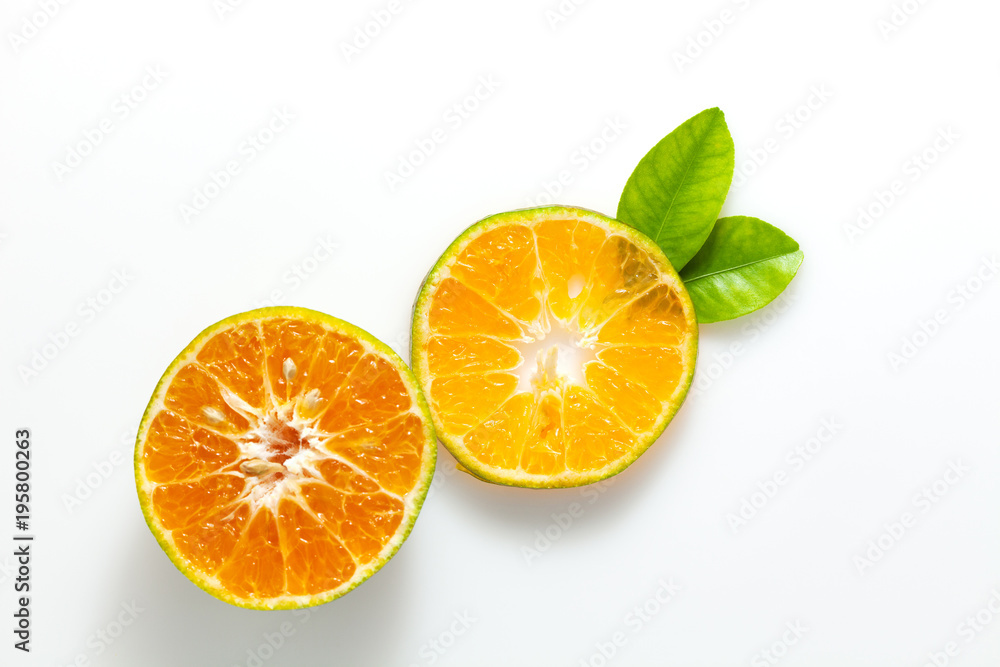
[134,307,436,609]
[411,206,697,488]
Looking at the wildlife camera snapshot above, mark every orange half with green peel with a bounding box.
[411,206,698,488]
[134,307,436,609]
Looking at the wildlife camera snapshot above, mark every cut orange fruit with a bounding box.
[134,307,436,609]
[411,207,697,488]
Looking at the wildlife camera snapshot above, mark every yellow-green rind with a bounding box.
[134,306,437,610]
[411,206,698,490]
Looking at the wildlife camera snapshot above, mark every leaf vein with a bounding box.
[683,250,801,283]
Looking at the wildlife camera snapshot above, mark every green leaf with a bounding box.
[616,107,735,270]
[679,216,804,323]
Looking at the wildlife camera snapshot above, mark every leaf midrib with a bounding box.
[651,113,718,242]
[683,248,801,284]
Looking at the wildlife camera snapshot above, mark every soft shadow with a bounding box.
[108,515,414,666]
[446,404,697,532]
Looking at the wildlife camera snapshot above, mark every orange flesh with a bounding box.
[418,217,693,480]
[139,318,428,603]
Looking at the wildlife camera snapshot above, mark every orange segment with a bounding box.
[299,482,368,564]
[339,493,405,563]
[428,278,523,340]
[584,361,662,432]
[135,308,436,609]
[300,332,366,418]
[277,497,357,595]
[261,319,327,401]
[598,346,685,402]
[151,474,246,531]
[464,392,534,470]
[142,411,240,483]
[535,218,607,321]
[449,224,545,323]
[317,353,412,433]
[322,413,428,497]
[173,504,250,573]
[429,373,518,435]
[577,235,662,331]
[217,508,285,599]
[412,207,697,488]
[597,284,688,346]
[196,322,267,411]
[314,458,381,494]
[519,392,565,475]
[564,386,633,472]
[163,364,251,436]
[426,335,521,377]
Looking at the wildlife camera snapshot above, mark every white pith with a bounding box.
[181,342,411,515]
[511,313,598,395]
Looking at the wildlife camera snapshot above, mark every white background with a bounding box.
[2,0,999,665]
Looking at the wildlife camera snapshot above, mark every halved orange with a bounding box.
[411,206,697,488]
[134,307,436,609]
